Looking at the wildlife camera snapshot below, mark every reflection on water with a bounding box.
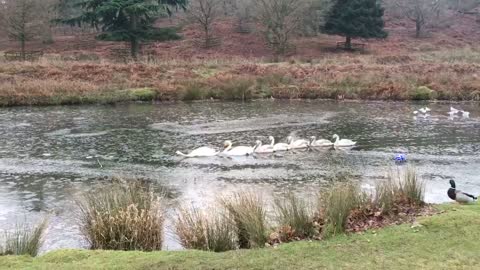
[0,100,479,252]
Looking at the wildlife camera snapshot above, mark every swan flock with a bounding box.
[176,134,356,157]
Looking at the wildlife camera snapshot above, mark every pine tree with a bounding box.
[323,0,387,49]
[61,0,186,59]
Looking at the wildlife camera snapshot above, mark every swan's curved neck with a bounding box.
[334,135,339,143]
[270,138,275,146]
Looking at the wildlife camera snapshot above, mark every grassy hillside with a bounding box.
[1,203,479,270]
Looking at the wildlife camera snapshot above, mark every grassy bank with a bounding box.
[1,203,479,269]
[1,48,480,106]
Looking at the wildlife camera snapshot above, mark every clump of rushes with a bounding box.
[375,167,425,214]
[220,191,268,249]
[274,193,316,241]
[175,206,237,252]
[399,167,425,205]
[0,218,48,256]
[77,178,165,251]
[318,182,367,236]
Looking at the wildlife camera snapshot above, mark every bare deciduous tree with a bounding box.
[0,0,41,59]
[234,0,255,33]
[187,0,222,48]
[394,0,446,38]
[256,0,308,60]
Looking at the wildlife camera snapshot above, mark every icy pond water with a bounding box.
[0,100,479,252]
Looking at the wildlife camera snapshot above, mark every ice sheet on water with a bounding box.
[149,113,333,135]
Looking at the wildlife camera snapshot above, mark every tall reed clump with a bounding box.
[77,178,165,251]
[175,206,237,252]
[0,219,48,256]
[318,182,367,236]
[220,191,268,249]
[375,167,425,214]
[274,193,316,240]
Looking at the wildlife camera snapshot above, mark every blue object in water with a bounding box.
[394,154,407,163]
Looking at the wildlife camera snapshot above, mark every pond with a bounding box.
[0,100,479,252]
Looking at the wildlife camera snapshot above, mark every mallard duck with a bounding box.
[447,180,477,204]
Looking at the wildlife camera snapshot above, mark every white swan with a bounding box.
[176,146,219,158]
[273,137,290,152]
[222,140,259,156]
[419,108,427,114]
[288,136,309,149]
[255,137,275,153]
[332,134,356,147]
[309,136,333,147]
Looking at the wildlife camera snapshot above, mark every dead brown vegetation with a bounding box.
[1,48,479,105]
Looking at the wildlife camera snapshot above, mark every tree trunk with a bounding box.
[345,36,352,50]
[21,38,26,61]
[415,21,421,38]
[130,37,139,60]
[204,26,209,48]
[130,14,139,59]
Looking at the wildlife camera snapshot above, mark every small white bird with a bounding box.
[425,107,431,112]
[448,111,457,117]
[461,111,470,118]
[418,108,427,114]
[450,106,459,113]
[413,110,419,115]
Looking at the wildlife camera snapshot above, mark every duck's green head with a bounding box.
[449,180,456,188]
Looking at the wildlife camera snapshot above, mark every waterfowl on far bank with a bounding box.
[448,180,477,204]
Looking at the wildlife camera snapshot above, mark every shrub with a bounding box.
[218,77,255,101]
[77,178,165,251]
[175,206,237,252]
[410,86,435,100]
[181,82,205,101]
[128,88,156,101]
[220,191,268,249]
[274,193,316,240]
[0,219,48,256]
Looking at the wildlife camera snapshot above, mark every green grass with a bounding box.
[3,204,478,269]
